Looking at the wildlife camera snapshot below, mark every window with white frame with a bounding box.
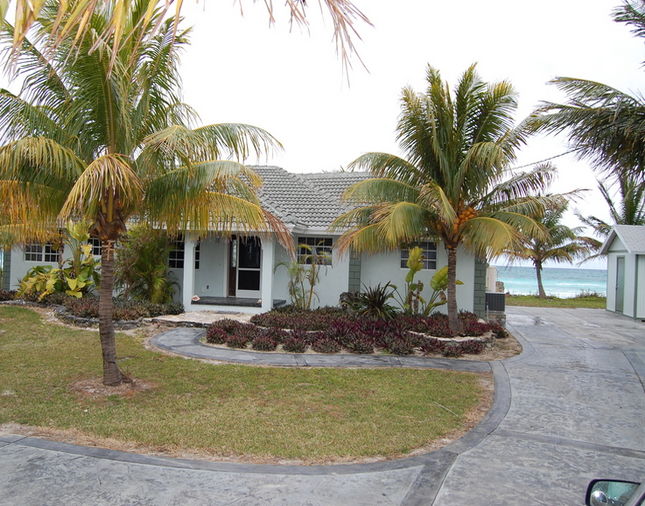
[24,243,61,263]
[24,243,43,262]
[400,241,437,270]
[297,237,333,265]
[88,237,102,256]
[168,235,185,269]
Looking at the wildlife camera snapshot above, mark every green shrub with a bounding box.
[115,225,176,304]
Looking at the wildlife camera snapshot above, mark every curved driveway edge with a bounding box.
[150,328,492,373]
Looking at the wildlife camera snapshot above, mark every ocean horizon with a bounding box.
[492,265,607,298]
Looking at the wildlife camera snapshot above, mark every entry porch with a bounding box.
[175,233,283,315]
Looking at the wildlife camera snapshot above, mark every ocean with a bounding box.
[493,265,607,298]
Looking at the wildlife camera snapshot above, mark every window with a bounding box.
[297,237,332,265]
[168,235,185,269]
[24,243,61,263]
[43,243,61,263]
[401,241,437,270]
[88,237,102,256]
[194,241,200,270]
[24,243,43,262]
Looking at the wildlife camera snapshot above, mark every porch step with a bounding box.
[192,297,287,308]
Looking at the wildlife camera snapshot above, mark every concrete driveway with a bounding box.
[1,307,643,505]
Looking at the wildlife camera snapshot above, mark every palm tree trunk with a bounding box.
[446,245,459,333]
[99,242,124,386]
[535,261,547,299]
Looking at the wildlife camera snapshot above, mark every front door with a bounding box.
[616,256,625,313]
[235,236,261,299]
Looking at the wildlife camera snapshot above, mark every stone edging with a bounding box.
[151,328,492,372]
[0,300,145,330]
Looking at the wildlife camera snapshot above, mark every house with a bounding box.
[2,166,487,315]
[601,225,645,320]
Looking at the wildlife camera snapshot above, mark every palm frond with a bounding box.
[461,216,519,256]
[60,154,143,224]
[342,177,419,203]
[142,123,282,163]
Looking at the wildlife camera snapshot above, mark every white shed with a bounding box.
[601,225,645,320]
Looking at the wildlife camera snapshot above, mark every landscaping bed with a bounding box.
[0,306,491,463]
[204,307,509,358]
[0,292,183,328]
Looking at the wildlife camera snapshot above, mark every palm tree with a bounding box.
[0,4,290,385]
[533,1,645,182]
[3,0,370,73]
[505,202,594,298]
[575,173,645,261]
[534,78,645,182]
[333,64,553,332]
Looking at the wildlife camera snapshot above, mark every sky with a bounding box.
[4,0,644,270]
[174,0,644,270]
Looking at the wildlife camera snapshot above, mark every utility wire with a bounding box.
[510,149,580,170]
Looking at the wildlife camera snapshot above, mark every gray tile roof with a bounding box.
[250,166,371,231]
[601,225,645,254]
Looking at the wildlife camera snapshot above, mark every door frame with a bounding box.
[227,236,262,299]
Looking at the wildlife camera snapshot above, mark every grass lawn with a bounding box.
[0,307,489,463]
[506,294,606,309]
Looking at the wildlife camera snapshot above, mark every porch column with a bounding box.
[182,233,196,310]
[260,236,274,311]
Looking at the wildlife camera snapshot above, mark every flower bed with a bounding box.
[205,308,508,358]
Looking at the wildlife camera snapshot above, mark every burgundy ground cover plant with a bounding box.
[203,307,500,357]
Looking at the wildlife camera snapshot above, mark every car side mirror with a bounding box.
[586,479,640,506]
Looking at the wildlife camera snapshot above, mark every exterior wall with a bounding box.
[194,237,227,297]
[7,245,74,290]
[359,244,477,313]
[636,255,645,319]
[271,235,350,308]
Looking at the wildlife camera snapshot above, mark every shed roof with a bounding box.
[600,225,645,255]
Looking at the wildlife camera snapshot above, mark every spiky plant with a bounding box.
[0,4,290,385]
[333,64,555,332]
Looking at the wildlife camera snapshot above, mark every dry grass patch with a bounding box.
[0,307,491,464]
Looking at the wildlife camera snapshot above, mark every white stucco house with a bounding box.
[601,225,645,320]
[1,166,487,315]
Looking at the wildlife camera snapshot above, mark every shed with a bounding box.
[600,225,645,319]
